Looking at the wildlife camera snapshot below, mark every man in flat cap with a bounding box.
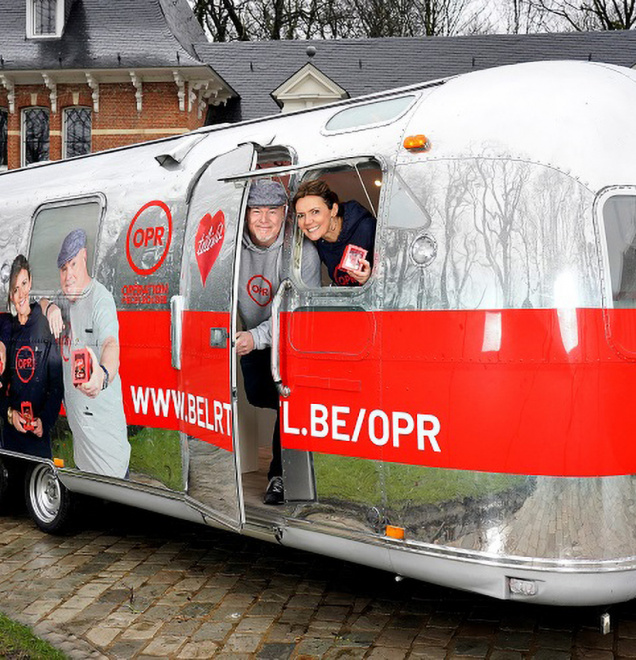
[48,229,130,478]
[237,180,320,504]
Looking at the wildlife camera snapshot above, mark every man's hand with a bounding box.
[45,303,64,339]
[76,346,103,398]
[235,331,255,356]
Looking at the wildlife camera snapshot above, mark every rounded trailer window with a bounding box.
[325,96,416,132]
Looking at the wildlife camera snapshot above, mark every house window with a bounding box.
[0,109,7,169]
[22,108,50,166]
[63,107,91,158]
[26,0,63,38]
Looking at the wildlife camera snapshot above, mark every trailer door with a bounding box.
[177,144,254,529]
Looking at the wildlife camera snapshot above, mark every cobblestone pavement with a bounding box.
[0,503,635,659]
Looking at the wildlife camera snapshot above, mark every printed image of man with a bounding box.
[237,180,320,504]
[48,229,130,478]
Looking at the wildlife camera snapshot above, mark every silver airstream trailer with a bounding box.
[1,60,636,608]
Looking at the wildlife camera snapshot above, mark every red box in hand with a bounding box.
[338,244,368,272]
[21,401,34,431]
[72,348,92,385]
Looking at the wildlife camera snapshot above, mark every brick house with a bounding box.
[0,0,234,170]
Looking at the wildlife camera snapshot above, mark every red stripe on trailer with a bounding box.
[279,308,636,477]
[118,310,232,452]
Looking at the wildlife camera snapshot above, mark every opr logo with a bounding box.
[126,200,173,276]
[16,346,35,383]
[247,275,273,307]
[132,226,166,249]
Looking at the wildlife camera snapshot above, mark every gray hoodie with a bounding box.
[238,222,321,350]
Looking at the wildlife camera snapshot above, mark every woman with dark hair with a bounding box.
[0,255,63,459]
[293,179,376,286]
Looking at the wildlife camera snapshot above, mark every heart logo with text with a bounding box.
[195,210,225,286]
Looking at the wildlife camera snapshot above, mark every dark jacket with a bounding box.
[0,304,63,459]
[316,200,377,286]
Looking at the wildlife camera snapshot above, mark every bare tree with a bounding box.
[529,0,636,30]
[193,0,494,40]
[502,0,556,32]
[192,0,251,40]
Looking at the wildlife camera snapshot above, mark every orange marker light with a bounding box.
[53,458,65,468]
[385,525,405,540]
[403,134,430,151]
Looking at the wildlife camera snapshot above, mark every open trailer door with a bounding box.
[176,144,255,530]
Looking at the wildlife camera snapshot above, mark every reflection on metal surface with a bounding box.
[482,312,502,352]
[50,418,188,492]
[296,454,385,533]
[127,427,186,491]
[384,160,598,311]
[186,437,240,521]
[554,271,580,353]
[170,294,184,369]
[409,233,437,267]
[0,262,9,284]
[294,456,636,563]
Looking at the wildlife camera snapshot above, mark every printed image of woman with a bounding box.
[0,255,63,459]
[293,179,377,287]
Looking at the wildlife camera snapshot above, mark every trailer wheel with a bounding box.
[25,463,73,534]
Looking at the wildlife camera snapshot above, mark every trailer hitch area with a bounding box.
[600,611,611,635]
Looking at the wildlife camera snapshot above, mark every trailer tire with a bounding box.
[25,463,74,534]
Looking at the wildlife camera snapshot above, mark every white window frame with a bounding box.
[26,0,64,39]
[62,106,92,159]
[21,107,50,167]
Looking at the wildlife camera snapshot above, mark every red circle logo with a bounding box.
[247,275,273,307]
[126,200,173,276]
[15,346,35,383]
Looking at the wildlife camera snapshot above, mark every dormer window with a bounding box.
[27,0,64,38]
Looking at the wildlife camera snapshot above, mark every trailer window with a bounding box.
[602,195,636,307]
[325,96,415,133]
[292,160,382,288]
[28,198,102,296]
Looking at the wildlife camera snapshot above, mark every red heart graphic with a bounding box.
[195,210,225,286]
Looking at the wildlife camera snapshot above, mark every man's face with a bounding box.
[60,248,90,300]
[246,205,286,248]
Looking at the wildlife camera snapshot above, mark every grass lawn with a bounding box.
[0,612,66,659]
[314,453,525,507]
[51,419,184,491]
[128,426,183,491]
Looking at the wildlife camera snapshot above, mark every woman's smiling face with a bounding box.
[295,195,338,241]
[11,268,31,320]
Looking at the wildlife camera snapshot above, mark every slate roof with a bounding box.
[196,30,636,121]
[0,0,208,72]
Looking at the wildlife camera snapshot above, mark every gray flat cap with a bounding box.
[57,229,87,268]
[247,180,287,207]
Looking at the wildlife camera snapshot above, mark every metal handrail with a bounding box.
[270,278,292,397]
